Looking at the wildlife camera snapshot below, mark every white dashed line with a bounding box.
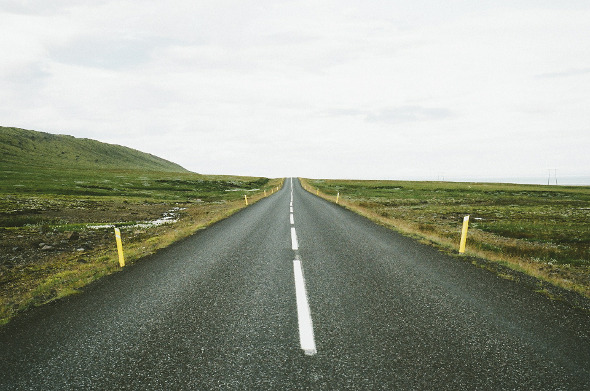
[291,226,299,250]
[293,259,317,356]
[289,178,317,356]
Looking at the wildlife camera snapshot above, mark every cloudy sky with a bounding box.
[1,0,589,181]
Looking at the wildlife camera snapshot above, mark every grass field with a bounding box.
[0,127,283,325]
[301,178,590,299]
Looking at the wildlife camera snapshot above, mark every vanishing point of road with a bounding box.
[1,178,589,390]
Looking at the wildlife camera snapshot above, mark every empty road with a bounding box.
[1,178,589,390]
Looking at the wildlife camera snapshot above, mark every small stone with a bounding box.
[76,248,85,252]
[38,243,46,248]
[66,231,80,241]
[41,245,54,251]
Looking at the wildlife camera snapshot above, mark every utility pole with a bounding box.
[547,168,558,185]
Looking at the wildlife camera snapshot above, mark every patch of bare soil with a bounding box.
[0,199,174,270]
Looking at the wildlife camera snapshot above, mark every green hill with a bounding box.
[0,126,188,172]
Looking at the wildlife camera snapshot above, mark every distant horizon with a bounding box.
[421,175,590,186]
[3,125,588,186]
[294,175,590,186]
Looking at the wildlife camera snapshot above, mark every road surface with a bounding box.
[1,178,589,390]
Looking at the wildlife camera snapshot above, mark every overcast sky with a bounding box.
[1,0,589,181]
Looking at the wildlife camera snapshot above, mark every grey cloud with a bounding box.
[263,32,320,46]
[319,106,453,124]
[50,37,161,70]
[5,62,50,84]
[366,106,453,124]
[535,67,590,79]
[0,0,96,15]
[317,108,367,118]
[2,63,51,105]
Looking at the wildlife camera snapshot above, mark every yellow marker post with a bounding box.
[114,227,125,267]
[316,188,319,195]
[264,189,267,197]
[244,195,249,205]
[336,192,340,204]
[459,215,470,253]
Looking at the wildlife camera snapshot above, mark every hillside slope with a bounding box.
[0,126,188,172]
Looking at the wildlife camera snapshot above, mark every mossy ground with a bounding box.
[301,178,590,301]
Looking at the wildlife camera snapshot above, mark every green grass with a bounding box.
[0,126,283,325]
[302,178,590,297]
[0,166,270,202]
[0,127,272,206]
[0,126,187,172]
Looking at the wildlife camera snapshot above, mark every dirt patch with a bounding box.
[0,196,172,227]
[0,198,176,270]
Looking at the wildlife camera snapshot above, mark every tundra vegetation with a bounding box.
[301,178,590,301]
[0,127,283,324]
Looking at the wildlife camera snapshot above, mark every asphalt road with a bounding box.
[1,178,589,390]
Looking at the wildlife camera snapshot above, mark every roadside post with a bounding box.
[244,195,249,206]
[114,228,125,267]
[336,192,340,204]
[459,215,470,253]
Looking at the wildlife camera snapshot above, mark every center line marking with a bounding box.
[289,178,317,356]
[291,227,299,250]
[293,259,317,356]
